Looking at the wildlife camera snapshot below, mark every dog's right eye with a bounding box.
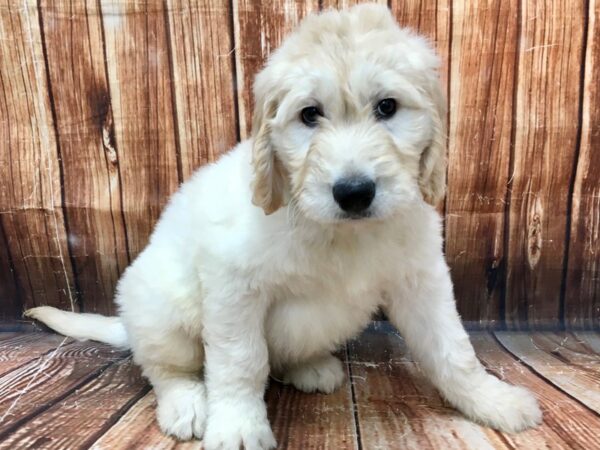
[300,107,322,127]
[375,98,397,120]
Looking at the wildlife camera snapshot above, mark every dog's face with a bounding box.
[251,4,446,224]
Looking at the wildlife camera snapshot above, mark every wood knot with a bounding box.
[527,198,543,270]
[87,87,118,165]
[102,109,118,165]
[486,257,504,296]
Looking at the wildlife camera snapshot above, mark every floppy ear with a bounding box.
[419,71,448,206]
[250,96,289,215]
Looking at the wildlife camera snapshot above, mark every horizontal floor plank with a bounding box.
[91,354,358,449]
[495,331,600,413]
[472,333,600,450]
[90,392,202,450]
[1,357,147,450]
[0,330,598,449]
[266,373,357,449]
[349,324,509,449]
[0,340,128,437]
[0,333,70,377]
[573,332,600,354]
[0,333,19,342]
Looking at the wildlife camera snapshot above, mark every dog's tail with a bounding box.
[25,306,129,349]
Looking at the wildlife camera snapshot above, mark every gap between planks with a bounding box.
[1,328,600,449]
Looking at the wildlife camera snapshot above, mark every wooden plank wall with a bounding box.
[0,0,598,329]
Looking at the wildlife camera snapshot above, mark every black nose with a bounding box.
[332,177,376,214]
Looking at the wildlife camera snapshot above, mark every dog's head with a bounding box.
[250,4,446,223]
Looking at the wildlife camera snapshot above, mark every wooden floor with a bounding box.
[0,323,599,450]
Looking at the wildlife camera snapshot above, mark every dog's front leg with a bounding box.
[202,284,276,450]
[384,257,542,433]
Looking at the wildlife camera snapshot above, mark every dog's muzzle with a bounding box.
[332,176,376,215]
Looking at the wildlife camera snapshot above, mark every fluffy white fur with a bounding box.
[26,4,541,449]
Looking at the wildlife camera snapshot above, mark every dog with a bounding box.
[26,4,542,449]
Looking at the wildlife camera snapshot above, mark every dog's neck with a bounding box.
[276,205,400,250]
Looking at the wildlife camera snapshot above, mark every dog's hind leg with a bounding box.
[130,326,206,441]
[279,353,346,394]
[117,248,207,440]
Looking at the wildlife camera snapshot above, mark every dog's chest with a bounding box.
[269,234,395,303]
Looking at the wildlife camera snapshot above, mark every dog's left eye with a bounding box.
[300,106,322,127]
[375,98,397,119]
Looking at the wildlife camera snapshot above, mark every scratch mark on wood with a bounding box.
[0,336,69,424]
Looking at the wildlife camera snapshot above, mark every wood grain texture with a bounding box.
[389,0,450,85]
[89,392,202,450]
[100,0,180,257]
[321,0,387,9]
[0,226,20,322]
[505,0,586,328]
[0,331,599,448]
[565,0,600,329]
[348,324,509,449]
[39,0,129,315]
[233,0,319,139]
[165,0,238,179]
[445,1,517,327]
[495,331,600,413]
[0,0,76,312]
[0,1,598,327]
[266,376,357,449]
[575,331,600,353]
[0,333,18,342]
[472,333,600,449]
[1,357,147,450]
[388,0,451,238]
[0,340,127,437]
[0,333,69,377]
[90,366,358,449]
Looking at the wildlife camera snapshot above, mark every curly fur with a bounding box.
[26,4,541,449]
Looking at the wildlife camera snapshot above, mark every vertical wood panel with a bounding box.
[388,0,451,244]
[321,0,387,9]
[100,0,180,257]
[389,0,450,86]
[506,0,585,328]
[0,0,598,327]
[40,0,129,315]
[0,224,20,322]
[233,0,319,139]
[0,0,76,312]
[0,5,21,320]
[565,0,600,329]
[445,1,518,327]
[165,0,238,179]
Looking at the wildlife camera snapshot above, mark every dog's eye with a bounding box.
[300,106,322,127]
[375,98,397,119]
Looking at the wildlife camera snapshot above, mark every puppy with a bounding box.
[27,4,542,449]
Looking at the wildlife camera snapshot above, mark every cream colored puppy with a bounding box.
[27,4,542,449]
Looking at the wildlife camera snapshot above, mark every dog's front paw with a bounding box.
[156,381,207,440]
[451,376,542,433]
[283,354,346,394]
[204,401,276,450]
